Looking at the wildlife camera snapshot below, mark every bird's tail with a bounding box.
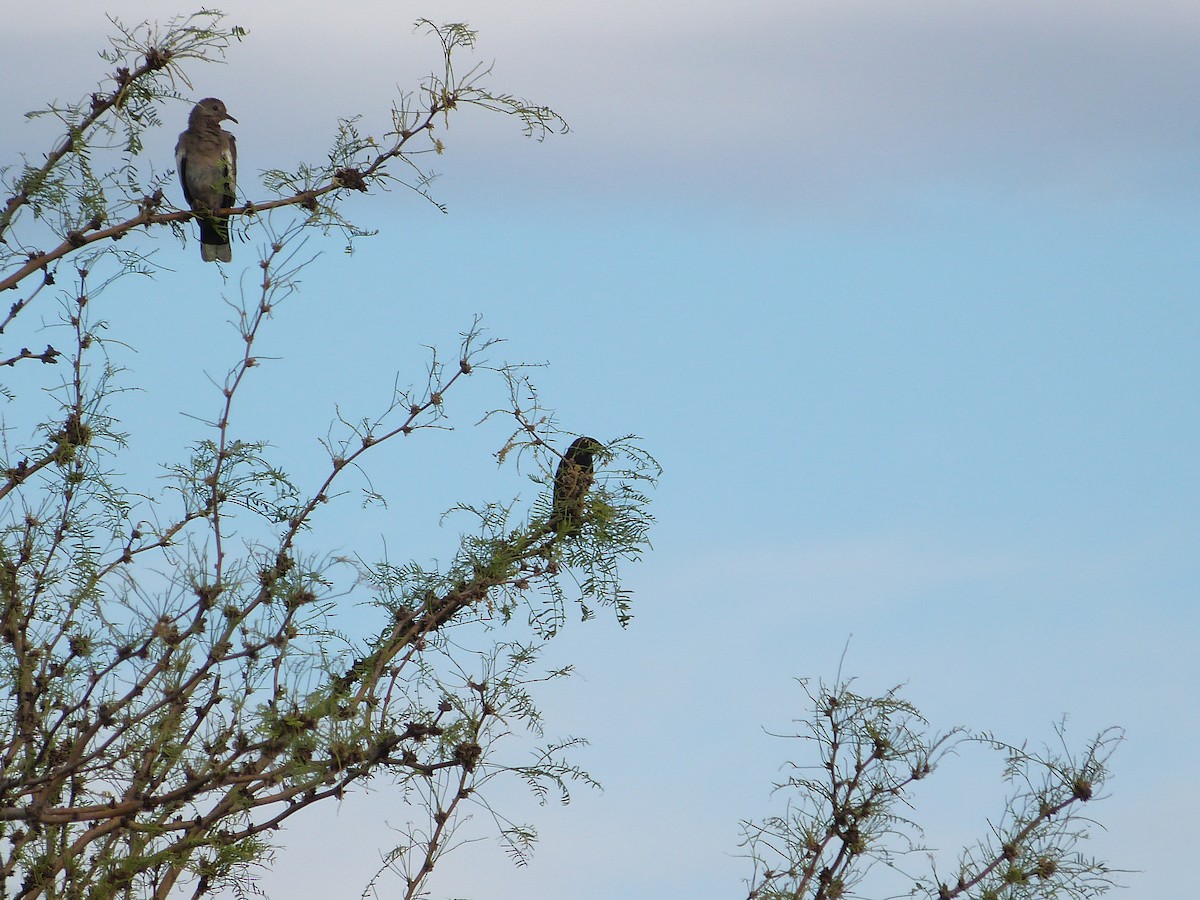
[198,218,231,263]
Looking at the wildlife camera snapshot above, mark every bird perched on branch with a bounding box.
[549,436,604,535]
[175,98,238,262]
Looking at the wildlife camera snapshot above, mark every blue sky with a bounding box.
[4,1,1198,897]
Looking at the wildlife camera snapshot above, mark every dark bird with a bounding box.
[549,436,603,535]
[175,98,238,263]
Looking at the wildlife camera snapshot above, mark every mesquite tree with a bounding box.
[0,11,657,899]
[742,679,1121,900]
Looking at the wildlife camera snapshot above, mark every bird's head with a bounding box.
[563,436,604,469]
[190,98,238,127]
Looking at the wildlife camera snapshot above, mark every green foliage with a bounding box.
[741,679,1121,900]
[0,11,650,900]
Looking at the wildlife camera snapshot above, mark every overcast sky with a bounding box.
[3,2,1198,897]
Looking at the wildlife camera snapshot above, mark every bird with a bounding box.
[175,98,238,263]
[549,436,604,535]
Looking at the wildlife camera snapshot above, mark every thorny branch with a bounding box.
[0,12,640,900]
[741,680,1121,900]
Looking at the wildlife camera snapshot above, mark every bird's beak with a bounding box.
[225,114,239,124]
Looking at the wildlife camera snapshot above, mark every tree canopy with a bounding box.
[0,11,657,898]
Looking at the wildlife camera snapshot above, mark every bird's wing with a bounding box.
[221,132,238,208]
[175,135,196,208]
